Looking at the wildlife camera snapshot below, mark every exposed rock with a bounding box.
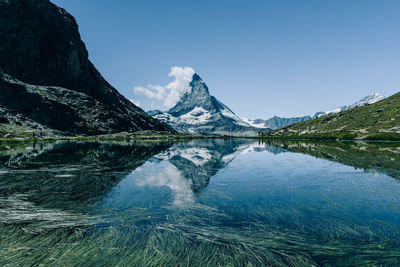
[149,73,269,136]
[0,0,173,135]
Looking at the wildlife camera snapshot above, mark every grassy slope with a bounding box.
[266,92,400,140]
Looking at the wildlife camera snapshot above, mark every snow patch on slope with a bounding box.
[218,102,251,127]
[239,117,267,128]
[180,107,212,124]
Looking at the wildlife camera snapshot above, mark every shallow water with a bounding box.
[1,139,400,266]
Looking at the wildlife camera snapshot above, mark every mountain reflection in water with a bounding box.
[102,139,277,208]
[1,139,400,266]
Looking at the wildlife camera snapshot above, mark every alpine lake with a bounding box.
[1,138,400,266]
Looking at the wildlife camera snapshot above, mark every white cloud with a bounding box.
[133,85,167,101]
[164,66,195,108]
[133,66,195,109]
[129,98,141,107]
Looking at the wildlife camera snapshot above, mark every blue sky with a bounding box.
[52,0,400,118]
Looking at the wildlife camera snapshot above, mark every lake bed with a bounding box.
[1,139,400,266]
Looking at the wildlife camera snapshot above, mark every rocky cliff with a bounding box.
[0,0,173,135]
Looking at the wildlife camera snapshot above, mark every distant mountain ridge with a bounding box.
[267,91,399,140]
[149,80,386,134]
[148,74,268,136]
[313,92,384,118]
[242,93,385,130]
[240,116,312,130]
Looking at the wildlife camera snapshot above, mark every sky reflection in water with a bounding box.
[1,139,400,265]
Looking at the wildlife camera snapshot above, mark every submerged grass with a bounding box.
[2,139,400,266]
[1,217,400,266]
[0,223,316,267]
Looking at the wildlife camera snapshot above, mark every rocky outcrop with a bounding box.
[0,0,173,135]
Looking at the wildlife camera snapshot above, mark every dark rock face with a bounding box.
[169,74,214,116]
[0,0,173,135]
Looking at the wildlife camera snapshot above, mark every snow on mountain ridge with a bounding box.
[180,107,212,124]
[240,117,269,129]
[148,73,268,136]
[237,92,385,130]
[314,92,385,118]
[146,70,385,133]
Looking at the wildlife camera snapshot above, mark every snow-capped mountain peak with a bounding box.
[148,73,268,136]
[168,73,212,116]
[147,72,386,134]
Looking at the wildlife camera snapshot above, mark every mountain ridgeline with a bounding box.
[0,0,395,139]
[247,116,312,130]
[0,0,173,136]
[266,91,400,140]
[148,74,269,136]
[312,92,385,118]
[243,92,385,130]
[147,71,388,136]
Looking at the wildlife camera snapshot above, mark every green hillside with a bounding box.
[265,92,400,140]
